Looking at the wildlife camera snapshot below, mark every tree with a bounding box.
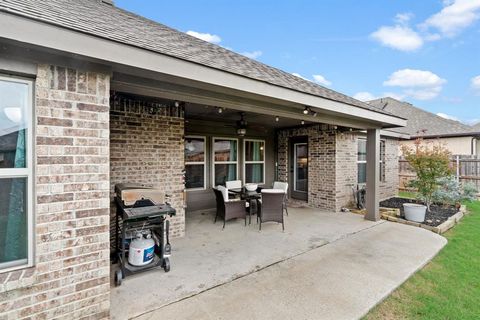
[401,139,453,212]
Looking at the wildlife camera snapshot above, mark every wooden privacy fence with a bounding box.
[399,155,480,192]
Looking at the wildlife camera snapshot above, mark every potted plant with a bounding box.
[401,139,453,222]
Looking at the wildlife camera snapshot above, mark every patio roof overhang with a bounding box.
[0,12,406,130]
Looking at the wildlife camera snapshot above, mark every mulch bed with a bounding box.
[380,197,458,227]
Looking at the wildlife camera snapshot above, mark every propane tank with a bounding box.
[128,233,155,266]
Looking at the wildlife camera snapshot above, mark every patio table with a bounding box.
[229,187,262,224]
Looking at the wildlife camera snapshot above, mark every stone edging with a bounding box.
[349,205,467,234]
[380,205,467,234]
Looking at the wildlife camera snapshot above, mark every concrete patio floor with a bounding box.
[110,207,446,320]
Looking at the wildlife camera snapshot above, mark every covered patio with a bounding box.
[110,207,446,320]
[110,207,383,319]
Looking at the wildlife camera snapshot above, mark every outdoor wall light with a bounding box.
[303,106,309,114]
[275,116,280,122]
[217,107,224,114]
[301,120,305,125]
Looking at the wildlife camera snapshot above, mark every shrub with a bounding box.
[432,177,477,207]
[401,139,453,212]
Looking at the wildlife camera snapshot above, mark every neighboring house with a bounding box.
[368,97,480,156]
[0,0,406,318]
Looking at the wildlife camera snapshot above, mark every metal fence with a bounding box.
[399,155,480,191]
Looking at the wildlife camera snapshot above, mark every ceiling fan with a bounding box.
[236,112,247,136]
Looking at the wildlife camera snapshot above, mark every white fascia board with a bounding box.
[380,130,410,139]
[0,12,406,128]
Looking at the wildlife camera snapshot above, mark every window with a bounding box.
[185,136,206,190]
[357,139,367,184]
[244,139,265,184]
[0,76,33,271]
[357,138,386,184]
[213,138,238,186]
[380,140,386,182]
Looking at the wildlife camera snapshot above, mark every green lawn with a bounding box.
[364,201,480,320]
[398,190,416,199]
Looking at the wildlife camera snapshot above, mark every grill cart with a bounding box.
[113,184,176,286]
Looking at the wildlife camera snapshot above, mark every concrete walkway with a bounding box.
[111,209,446,320]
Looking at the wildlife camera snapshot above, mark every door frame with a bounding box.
[289,136,308,201]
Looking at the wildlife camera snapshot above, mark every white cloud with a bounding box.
[353,92,378,101]
[312,74,332,86]
[395,13,414,25]
[422,0,480,37]
[384,69,446,87]
[241,50,263,59]
[370,25,423,51]
[372,1,480,51]
[383,69,446,100]
[186,30,222,44]
[471,75,480,94]
[437,112,460,121]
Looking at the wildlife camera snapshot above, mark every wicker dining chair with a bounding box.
[273,181,289,216]
[258,189,285,231]
[213,187,247,229]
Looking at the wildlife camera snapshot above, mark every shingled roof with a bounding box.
[473,122,480,131]
[368,97,479,138]
[0,0,396,117]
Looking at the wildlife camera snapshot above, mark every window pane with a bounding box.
[0,177,28,267]
[358,163,367,184]
[357,139,366,162]
[245,141,264,162]
[185,164,204,189]
[245,163,263,183]
[185,138,205,162]
[214,139,237,162]
[295,144,308,192]
[0,80,29,169]
[214,164,237,186]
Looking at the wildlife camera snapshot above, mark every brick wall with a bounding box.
[277,126,399,212]
[109,94,185,245]
[380,137,399,200]
[335,132,358,210]
[277,124,337,211]
[0,65,111,319]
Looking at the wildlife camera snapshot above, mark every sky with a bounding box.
[115,0,480,125]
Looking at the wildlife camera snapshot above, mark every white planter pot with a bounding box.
[403,203,427,223]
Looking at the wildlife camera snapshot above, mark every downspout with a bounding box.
[471,137,478,156]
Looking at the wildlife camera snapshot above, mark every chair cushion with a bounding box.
[216,185,229,202]
[226,180,242,189]
[261,188,285,194]
[273,181,288,192]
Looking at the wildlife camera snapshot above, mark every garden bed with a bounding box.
[380,197,458,227]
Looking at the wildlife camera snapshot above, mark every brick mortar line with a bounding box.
[12,288,110,319]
